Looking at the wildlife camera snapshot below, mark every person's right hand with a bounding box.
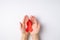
[30,16,40,36]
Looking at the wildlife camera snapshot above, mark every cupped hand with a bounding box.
[20,15,29,35]
[30,16,40,35]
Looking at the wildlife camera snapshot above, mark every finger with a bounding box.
[20,22,25,30]
[20,22,22,28]
[37,22,40,29]
[23,15,29,23]
[30,16,38,24]
[20,22,25,33]
[23,15,29,28]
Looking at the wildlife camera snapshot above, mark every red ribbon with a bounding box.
[26,19,33,32]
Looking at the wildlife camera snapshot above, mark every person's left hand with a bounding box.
[20,15,29,36]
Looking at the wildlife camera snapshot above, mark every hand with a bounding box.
[30,16,40,36]
[20,15,29,40]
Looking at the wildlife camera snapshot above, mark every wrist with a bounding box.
[32,34,38,38]
[22,32,28,37]
[21,32,29,40]
[31,34,39,40]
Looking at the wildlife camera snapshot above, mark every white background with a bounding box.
[0,0,60,40]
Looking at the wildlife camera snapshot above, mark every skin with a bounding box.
[20,15,40,40]
[20,15,29,40]
[30,16,40,40]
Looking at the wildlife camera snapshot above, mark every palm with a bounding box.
[20,15,29,35]
[30,16,40,35]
